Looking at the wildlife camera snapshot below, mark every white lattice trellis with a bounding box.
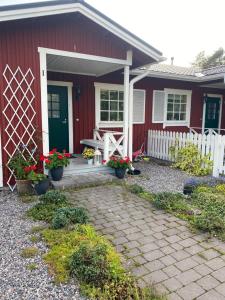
[3,65,37,190]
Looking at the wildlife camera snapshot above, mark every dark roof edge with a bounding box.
[0,0,162,56]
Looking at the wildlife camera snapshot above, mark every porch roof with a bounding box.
[41,47,132,77]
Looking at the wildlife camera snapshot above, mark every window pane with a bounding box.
[174,113,179,120]
[110,90,118,100]
[110,112,118,121]
[52,101,59,110]
[48,110,52,117]
[181,95,187,102]
[101,101,109,110]
[174,104,180,112]
[110,101,118,110]
[118,112,123,121]
[52,111,60,118]
[168,94,174,100]
[167,112,173,120]
[181,104,186,112]
[52,94,59,102]
[167,103,173,111]
[101,90,109,100]
[119,91,124,100]
[119,102,124,110]
[180,113,186,120]
[101,111,109,121]
[175,94,180,102]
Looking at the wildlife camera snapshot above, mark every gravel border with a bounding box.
[0,190,84,300]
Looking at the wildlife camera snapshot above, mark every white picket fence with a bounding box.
[147,130,225,177]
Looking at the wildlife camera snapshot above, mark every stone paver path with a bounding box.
[68,185,225,300]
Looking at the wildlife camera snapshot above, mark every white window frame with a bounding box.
[164,88,192,127]
[94,82,145,128]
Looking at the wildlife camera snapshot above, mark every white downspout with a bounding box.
[128,60,165,160]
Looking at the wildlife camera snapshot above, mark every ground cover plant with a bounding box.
[128,183,225,240]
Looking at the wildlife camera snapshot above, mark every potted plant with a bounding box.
[82,147,95,165]
[107,156,131,179]
[27,170,49,195]
[9,152,34,195]
[40,149,71,181]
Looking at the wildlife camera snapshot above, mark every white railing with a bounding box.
[93,129,125,161]
[190,127,225,135]
[147,129,225,178]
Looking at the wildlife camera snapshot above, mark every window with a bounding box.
[100,89,124,122]
[95,83,145,127]
[152,89,191,127]
[48,93,60,118]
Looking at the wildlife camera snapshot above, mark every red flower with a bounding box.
[49,148,57,155]
[58,155,63,160]
[64,153,71,158]
[24,166,31,173]
[45,159,51,164]
[40,154,45,161]
[30,165,37,171]
[102,160,106,164]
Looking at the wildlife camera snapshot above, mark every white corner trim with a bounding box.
[47,80,74,154]
[1,3,162,61]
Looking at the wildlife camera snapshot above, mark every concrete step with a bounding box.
[63,165,114,176]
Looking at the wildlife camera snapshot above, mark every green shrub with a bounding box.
[129,184,144,194]
[194,186,214,194]
[39,190,67,205]
[52,207,89,229]
[20,247,39,258]
[170,143,212,176]
[215,184,225,194]
[152,192,190,213]
[27,202,67,222]
[192,210,225,233]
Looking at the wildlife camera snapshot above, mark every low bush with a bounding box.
[170,143,212,176]
[152,192,190,213]
[39,190,67,205]
[129,184,144,194]
[215,184,225,194]
[52,207,89,229]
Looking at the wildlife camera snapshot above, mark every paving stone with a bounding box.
[185,244,205,255]
[200,249,220,260]
[163,265,181,277]
[139,242,159,253]
[171,249,190,261]
[163,277,183,292]
[143,270,168,284]
[166,235,182,244]
[124,240,140,250]
[155,239,169,248]
[123,226,140,235]
[132,255,147,266]
[127,232,144,241]
[127,248,141,258]
[167,293,183,300]
[176,269,201,285]
[206,257,225,271]
[197,290,225,300]
[215,282,225,296]
[160,255,177,266]
[145,260,165,272]
[179,238,197,248]
[212,267,225,283]
[143,249,164,262]
[154,283,169,295]
[175,257,199,271]
[164,228,182,237]
[177,282,205,300]
[113,236,128,245]
[161,245,175,255]
[197,275,220,290]
[171,243,184,251]
[194,264,213,276]
[131,266,149,277]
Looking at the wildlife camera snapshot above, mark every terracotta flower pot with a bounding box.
[16,179,33,195]
[115,168,126,179]
[50,166,64,181]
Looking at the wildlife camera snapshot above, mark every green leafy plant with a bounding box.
[27,170,47,184]
[9,151,34,180]
[26,263,38,271]
[82,147,95,159]
[39,190,67,205]
[128,184,144,194]
[107,156,131,169]
[40,149,71,170]
[170,143,212,176]
[52,207,89,229]
[20,247,39,258]
[152,192,190,213]
[215,184,225,194]
[27,202,68,222]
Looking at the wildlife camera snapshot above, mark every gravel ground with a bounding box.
[0,190,83,300]
[125,160,195,193]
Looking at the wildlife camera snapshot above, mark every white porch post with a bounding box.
[123,65,129,157]
[39,50,49,157]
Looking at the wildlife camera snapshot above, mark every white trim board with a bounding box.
[47,80,74,154]
[2,2,163,61]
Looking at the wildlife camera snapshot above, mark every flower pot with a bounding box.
[34,179,50,195]
[50,166,64,181]
[16,179,33,195]
[115,168,126,179]
[87,159,93,165]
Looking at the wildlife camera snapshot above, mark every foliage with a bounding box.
[20,247,39,258]
[215,184,225,194]
[26,263,38,271]
[170,143,212,176]
[52,207,89,229]
[107,156,131,169]
[27,201,68,222]
[40,149,71,170]
[194,186,214,194]
[39,190,67,205]
[9,151,33,180]
[128,184,144,194]
[82,147,95,159]
[27,170,47,183]
[192,47,225,69]
[42,225,164,299]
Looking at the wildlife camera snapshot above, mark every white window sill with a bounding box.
[98,122,124,128]
[164,122,189,127]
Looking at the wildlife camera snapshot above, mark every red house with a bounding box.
[0,0,224,189]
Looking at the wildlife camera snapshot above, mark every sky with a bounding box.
[0,0,224,66]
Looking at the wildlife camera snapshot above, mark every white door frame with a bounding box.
[47,80,74,153]
[202,93,223,134]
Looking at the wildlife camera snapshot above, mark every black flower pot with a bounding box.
[115,168,126,179]
[50,166,64,181]
[34,179,49,195]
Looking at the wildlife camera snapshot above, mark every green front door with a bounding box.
[48,85,69,152]
[204,97,220,131]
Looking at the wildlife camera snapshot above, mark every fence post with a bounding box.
[213,134,221,177]
[103,133,110,162]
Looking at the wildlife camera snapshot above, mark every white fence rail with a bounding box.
[147,130,225,177]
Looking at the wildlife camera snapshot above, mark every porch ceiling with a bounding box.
[47,53,125,77]
[200,81,225,89]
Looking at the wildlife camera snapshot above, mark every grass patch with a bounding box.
[29,235,41,243]
[26,263,38,271]
[21,247,39,258]
[30,225,47,234]
[20,195,38,203]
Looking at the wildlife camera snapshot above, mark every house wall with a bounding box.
[0,13,149,185]
[48,71,225,153]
